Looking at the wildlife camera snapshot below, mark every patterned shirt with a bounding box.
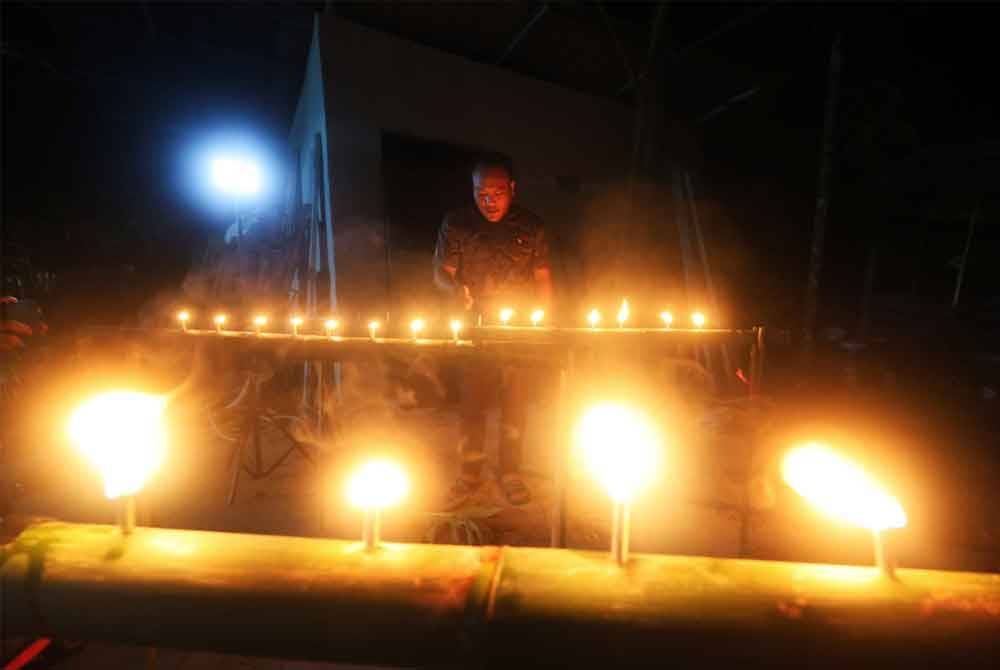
[433,204,550,310]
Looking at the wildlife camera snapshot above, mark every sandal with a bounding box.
[500,474,531,506]
[443,476,482,511]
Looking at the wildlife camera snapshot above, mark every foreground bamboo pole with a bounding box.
[3,521,999,668]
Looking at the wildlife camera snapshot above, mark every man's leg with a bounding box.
[445,360,496,509]
[499,365,531,505]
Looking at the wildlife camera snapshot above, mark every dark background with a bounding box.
[4,2,1000,333]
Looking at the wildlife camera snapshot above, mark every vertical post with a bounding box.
[611,501,630,565]
[872,528,893,578]
[802,33,842,363]
[550,351,572,548]
[363,508,381,552]
[952,205,979,309]
[119,496,136,535]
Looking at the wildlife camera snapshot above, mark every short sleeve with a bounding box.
[433,215,461,271]
[533,225,551,271]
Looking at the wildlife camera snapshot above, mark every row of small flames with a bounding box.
[176,300,708,339]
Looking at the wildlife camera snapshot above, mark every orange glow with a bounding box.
[324,319,339,335]
[410,318,425,339]
[691,311,706,328]
[368,320,381,339]
[616,299,629,327]
[450,319,463,340]
[530,309,544,326]
[576,404,660,503]
[499,307,514,326]
[213,314,227,326]
[347,460,409,510]
[587,308,601,328]
[782,443,907,531]
[252,315,268,333]
[660,311,673,327]
[68,391,167,499]
[177,310,190,330]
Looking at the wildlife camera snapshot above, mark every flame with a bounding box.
[213,314,227,326]
[691,312,706,328]
[782,443,906,531]
[368,321,381,337]
[177,310,190,323]
[410,318,425,337]
[530,309,544,326]
[450,319,463,335]
[347,460,409,510]
[499,307,514,325]
[324,319,339,333]
[587,308,601,328]
[68,391,167,499]
[290,316,304,327]
[253,315,268,327]
[660,311,673,327]
[576,404,660,503]
[616,299,629,327]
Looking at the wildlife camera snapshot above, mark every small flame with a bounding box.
[213,314,227,326]
[410,318,425,337]
[660,311,673,327]
[368,321,381,337]
[782,443,906,531]
[253,315,268,327]
[291,316,304,327]
[588,308,601,328]
[450,319,463,335]
[530,309,544,326]
[347,460,409,510]
[499,308,514,325]
[691,312,706,328]
[616,299,629,327]
[177,310,190,323]
[324,319,339,333]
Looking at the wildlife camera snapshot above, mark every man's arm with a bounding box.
[533,225,553,309]
[433,218,473,309]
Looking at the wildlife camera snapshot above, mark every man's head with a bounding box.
[472,154,515,223]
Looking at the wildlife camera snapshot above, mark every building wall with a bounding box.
[312,16,635,322]
[288,16,336,312]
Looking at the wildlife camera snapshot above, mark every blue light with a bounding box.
[175,126,285,221]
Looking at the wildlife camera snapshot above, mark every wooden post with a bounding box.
[802,33,842,363]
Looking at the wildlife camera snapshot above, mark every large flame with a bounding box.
[68,391,167,499]
[347,460,409,510]
[782,443,906,531]
[576,404,660,503]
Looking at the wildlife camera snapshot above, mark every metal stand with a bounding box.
[227,374,316,505]
[550,350,573,548]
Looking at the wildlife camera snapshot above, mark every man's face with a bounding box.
[472,166,515,223]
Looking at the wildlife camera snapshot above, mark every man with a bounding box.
[433,154,552,509]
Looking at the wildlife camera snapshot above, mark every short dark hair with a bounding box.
[472,152,515,181]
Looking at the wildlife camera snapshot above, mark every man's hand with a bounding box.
[1,297,42,352]
[435,264,474,310]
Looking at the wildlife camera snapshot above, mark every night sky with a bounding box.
[4,3,1000,331]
